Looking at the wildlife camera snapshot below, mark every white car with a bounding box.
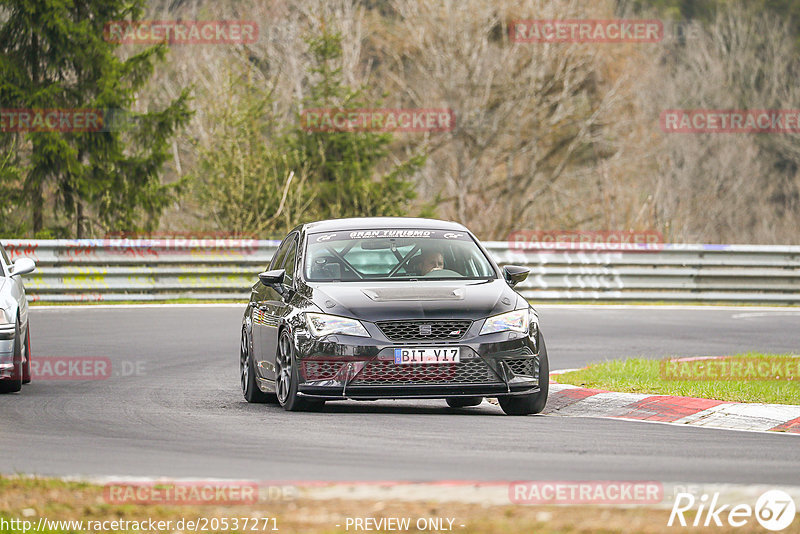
[0,242,35,393]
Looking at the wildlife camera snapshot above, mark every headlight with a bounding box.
[480,309,529,335]
[528,308,539,340]
[305,313,370,338]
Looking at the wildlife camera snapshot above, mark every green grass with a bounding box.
[555,353,800,405]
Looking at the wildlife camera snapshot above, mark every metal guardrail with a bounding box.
[2,239,279,302]
[3,239,800,304]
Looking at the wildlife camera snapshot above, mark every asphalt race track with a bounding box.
[2,305,799,484]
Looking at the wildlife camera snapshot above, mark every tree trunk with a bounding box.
[32,181,43,235]
[30,33,43,236]
[76,200,84,238]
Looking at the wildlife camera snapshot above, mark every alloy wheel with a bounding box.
[240,330,250,396]
[276,333,293,405]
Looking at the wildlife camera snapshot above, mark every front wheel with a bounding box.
[0,319,23,394]
[498,334,549,416]
[22,321,31,384]
[241,329,275,403]
[276,329,324,412]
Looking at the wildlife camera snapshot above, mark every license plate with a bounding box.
[394,347,460,364]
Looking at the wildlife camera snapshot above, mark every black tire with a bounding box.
[22,321,31,384]
[240,328,275,403]
[0,318,23,394]
[276,329,324,412]
[446,396,483,408]
[498,334,549,416]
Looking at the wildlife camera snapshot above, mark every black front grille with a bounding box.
[302,360,343,381]
[376,320,472,342]
[351,359,501,385]
[505,357,537,378]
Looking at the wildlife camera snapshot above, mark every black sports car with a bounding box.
[240,217,548,415]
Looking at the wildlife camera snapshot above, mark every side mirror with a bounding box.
[11,258,35,277]
[258,269,286,286]
[503,265,529,287]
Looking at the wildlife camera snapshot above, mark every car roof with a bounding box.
[303,217,470,234]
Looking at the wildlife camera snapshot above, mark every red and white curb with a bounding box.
[544,381,800,435]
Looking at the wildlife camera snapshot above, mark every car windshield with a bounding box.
[304,229,496,282]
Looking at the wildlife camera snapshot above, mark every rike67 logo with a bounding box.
[669,490,796,531]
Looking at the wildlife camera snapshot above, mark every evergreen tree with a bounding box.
[0,0,191,237]
[289,30,424,219]
[0,140,26,237]
[192,68,314,238]
[193,29,426,234]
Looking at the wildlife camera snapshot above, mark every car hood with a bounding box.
[307,279,522,321]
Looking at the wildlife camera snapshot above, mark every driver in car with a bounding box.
[418,248,444,275]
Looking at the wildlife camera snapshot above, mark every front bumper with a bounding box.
[0,322,15,340]
[0,327,15,379]
[279,326,542,400]
[299,383,540,400]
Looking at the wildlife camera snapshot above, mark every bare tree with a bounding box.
[377,0,643,239]
[640,3,800,244]
[139,0,376,231]
[134,0,800,244]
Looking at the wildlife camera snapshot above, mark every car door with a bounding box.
[253,233,298,381]
[0,244,27,328]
